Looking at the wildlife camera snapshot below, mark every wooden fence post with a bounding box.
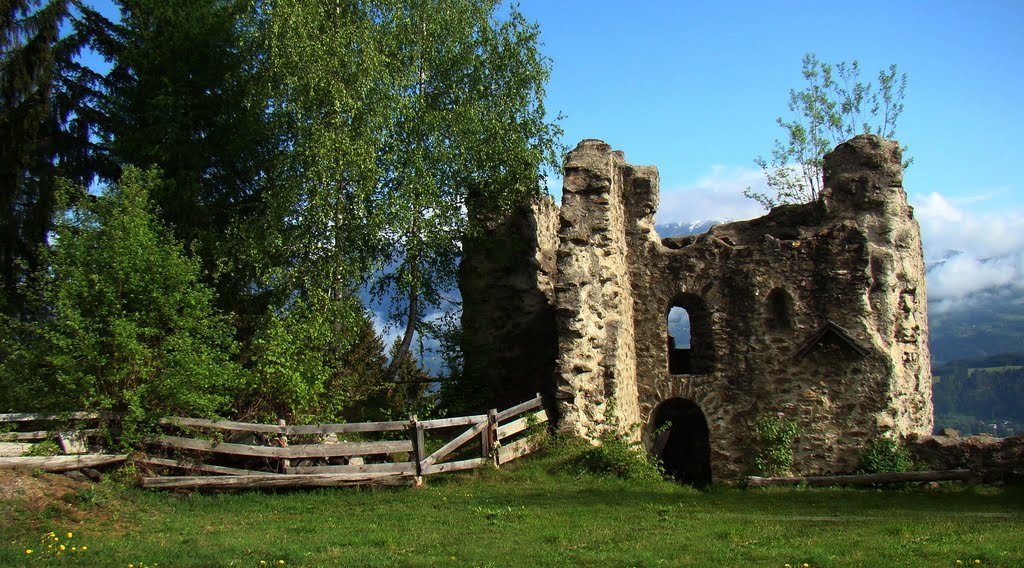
[485,408,499,468]
[410,415,424,487]
[278,419,289,474]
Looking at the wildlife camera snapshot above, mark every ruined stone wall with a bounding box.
[552,141,641,438]
[460,134,933,482]
[459,197,559,410]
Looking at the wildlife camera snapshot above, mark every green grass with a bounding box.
[1,446,1022,567]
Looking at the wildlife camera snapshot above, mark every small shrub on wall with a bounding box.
[754,412,799,476]
[857,436,915,474]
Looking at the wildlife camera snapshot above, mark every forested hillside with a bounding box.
[932,353,1024,436]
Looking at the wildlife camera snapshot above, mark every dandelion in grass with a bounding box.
[25,549,32,555]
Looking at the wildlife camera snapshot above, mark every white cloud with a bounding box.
[912,192,1024,261]
[911,192,1024,312]
[656,165,769,224]
[655,165,1024,312]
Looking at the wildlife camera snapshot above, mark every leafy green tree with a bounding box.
[1,0,95,317]
[260,0,562,381]
[745,53,911,209]
[80,0,286,335]
[0,167,246,441]
[244,297,386,423]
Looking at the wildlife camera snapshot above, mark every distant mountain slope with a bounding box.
[655,219,729,238]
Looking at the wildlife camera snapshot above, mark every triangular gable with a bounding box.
[794,320,870,359]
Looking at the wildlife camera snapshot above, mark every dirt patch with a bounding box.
[0,470,88,513]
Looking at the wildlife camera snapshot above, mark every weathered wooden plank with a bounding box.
[159,417,410,435]
[0,428,99,442]
[497,409,548,440]
[0,411,103,423]
[746,469,974,488]
[152,436,412,459]
[160,416,285,434]
[0,442,34,457]
[418,415,486,430]
[421,457,487,475]
[422,421,488,467]
[137,457,277,477]
[497,437,536,465]
[0,454,127,471]
[286,421,409,435]
[140,472,413,490]
[285,462,416,475]
[495,395,543,422]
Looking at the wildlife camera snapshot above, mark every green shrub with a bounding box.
[857,436,915,474]
[22,440,60,457]
[554,400,665,484]
[568,435,665,483]
[0,168,247,446]
[754,412,799,476]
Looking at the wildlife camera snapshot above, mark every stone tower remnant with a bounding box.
[460,134,933,482]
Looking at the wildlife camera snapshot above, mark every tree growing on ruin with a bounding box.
[745,53,911,210]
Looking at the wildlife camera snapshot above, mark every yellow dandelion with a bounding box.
[129,564,135,568]
[82,546,88,551]
[278,561,286,566]
[802,564,809,568]
[25,549,33,555]
[60,544,66,551]
[72,546,77,551]
[67,532,73,538]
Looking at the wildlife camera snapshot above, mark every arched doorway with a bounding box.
[650,398,712,487]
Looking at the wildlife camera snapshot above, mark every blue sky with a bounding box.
[515,0,1024,307]
[518,0,1022,213]
[76,0,1024,308]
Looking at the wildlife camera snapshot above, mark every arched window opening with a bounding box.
[667,293,713,374]
[667,306,691,373]
[765,288,793,334]
[650,398,712,487]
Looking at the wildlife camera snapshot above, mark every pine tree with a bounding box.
[0,0,94,317]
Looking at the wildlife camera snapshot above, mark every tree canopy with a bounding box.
[746,53,910,210]
[0,0,562,426]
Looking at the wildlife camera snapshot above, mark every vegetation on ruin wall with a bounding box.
[1,447,1022,567]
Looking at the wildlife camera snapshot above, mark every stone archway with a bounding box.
[650,398,712,487]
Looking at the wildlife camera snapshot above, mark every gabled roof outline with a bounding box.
[794,319,870,359]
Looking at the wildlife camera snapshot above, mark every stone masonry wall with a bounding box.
[460,134,934,482]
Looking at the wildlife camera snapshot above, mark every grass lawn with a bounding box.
[1,447,1022,568]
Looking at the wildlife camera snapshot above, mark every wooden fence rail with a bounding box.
[0,394,550,491]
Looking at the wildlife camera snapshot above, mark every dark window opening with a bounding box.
[650,398,712,487]
[765,288,793,334]
[667,293,713,374]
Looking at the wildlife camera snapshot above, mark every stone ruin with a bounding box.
[460,134,934,484]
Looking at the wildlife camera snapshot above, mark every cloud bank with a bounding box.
[657,167,1024,313]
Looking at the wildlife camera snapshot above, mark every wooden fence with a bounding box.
[0,395,549,491]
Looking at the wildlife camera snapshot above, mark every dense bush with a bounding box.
[857,436,915,474]
[0,168,247,444]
